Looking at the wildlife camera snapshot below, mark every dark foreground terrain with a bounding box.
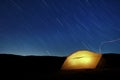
[0,53,120,80]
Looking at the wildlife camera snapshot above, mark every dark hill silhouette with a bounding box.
[0,53,120,80]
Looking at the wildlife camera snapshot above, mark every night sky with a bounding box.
[0,0,120,56]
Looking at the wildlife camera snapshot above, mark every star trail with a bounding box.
[0,0,120,56]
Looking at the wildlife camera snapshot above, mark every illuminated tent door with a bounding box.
[61,50,102,70]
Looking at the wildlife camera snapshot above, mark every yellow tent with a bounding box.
[61,50,102,70]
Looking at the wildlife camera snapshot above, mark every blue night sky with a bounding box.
[0,0,120,56]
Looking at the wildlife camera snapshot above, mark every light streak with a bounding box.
[99,38,120,53]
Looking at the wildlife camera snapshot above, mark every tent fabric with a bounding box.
[61,50,102,70]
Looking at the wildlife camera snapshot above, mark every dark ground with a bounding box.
[0,53,120,80]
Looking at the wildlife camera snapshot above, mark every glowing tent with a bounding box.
[61,50,102,70]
